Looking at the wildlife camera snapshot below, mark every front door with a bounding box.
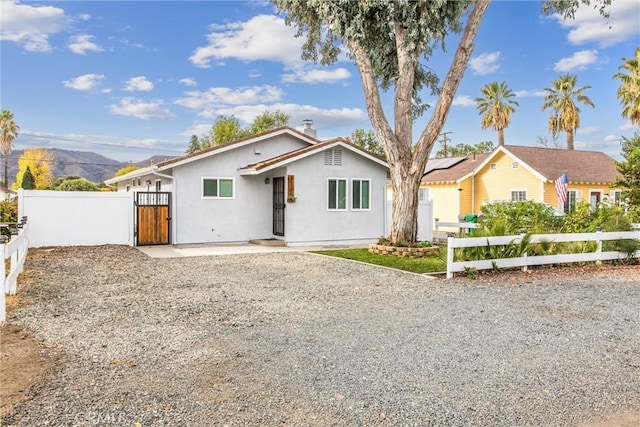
[273,177,285,236]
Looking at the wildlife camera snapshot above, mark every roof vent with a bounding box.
[302,119,316,138]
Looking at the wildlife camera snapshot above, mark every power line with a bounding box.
[19,132,185,154]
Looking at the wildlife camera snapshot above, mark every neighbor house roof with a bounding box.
[421,145,619,185]
[239,137,388,175]
[501,145,619,183]
[421,153,490,184]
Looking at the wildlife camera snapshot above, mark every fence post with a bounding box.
[595,227,602,265]
[446,235,454,279]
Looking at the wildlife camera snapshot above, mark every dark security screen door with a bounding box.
[273,177,285,236]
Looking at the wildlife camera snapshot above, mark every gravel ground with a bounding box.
[2,245,640,426]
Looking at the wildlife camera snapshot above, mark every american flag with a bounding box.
[555,172,568,204]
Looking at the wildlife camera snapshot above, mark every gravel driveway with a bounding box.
[3,245,640,426]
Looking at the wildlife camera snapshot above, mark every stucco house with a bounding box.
[421,145,622,225]
[105,126,390,247]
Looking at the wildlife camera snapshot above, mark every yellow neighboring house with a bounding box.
[422,145,622,224]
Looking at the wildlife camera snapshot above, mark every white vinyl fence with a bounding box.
[446,230,640,279]
[18,190,134,248]
[1,219,29,322]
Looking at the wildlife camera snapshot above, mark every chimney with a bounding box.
[302,119,316,138]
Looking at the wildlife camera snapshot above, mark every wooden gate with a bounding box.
[136,192,171,245]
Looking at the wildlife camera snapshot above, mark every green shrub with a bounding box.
[478,200,563,235]
[55,178,100,191]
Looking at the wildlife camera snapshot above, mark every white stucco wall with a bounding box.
[284,148,388,246]
[171,135,309,244]
[18,190,134,248]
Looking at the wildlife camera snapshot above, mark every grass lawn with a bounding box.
[311,248,446,274]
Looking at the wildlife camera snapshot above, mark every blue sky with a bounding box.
[1,0,638,163]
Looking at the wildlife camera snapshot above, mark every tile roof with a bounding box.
[421,146,619,184]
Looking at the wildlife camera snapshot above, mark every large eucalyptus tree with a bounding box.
[274,0,613,242]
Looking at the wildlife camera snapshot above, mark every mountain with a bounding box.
[5,148,176,186]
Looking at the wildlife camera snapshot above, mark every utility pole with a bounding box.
[439,132,453,157]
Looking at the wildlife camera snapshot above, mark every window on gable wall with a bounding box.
[512,162,519,168]
[155,180,162,192]
[511,190,526,201]
[490,163,497,170]
[352,179,370,210]
[328,178,347,210]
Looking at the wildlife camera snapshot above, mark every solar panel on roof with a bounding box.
[424,156,467,173]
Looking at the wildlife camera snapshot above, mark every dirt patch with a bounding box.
[580,410,640,427]
[0,295,52,418]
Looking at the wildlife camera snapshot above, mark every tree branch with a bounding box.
[413,0,491,174]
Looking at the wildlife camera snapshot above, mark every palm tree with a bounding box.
[541,74,595,150]
[0,110,19,187]
[613,47,640,126]
[474,81,519,146]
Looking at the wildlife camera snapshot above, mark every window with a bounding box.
[419,187,428,202]
[611,190,625,206]
[512,162,519,169]
[131,179,135,187]
[511,190,526,201]
[490,163,497,170]
[202,178,234,198]
[137,178,141,186]
[126,185,131,192]
[352,179,370,210]
[328,178,347,210]
[155,180,162,192]
[563,190,579,213]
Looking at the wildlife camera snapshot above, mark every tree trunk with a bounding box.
[567,130,574,150]
[3,155,7,187]
[498,128,505,146]
[349,0,490,243]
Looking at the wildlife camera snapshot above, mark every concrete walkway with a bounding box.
[136,243,363,258]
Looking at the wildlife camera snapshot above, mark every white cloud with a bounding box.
[553,50,600,72]
[452,95,476,107]
[514,89,546,97]
[0,0,70,52]
[248,69,262,78]
[109,98,176,120]
[175,85,283,110]
[469,52,501,75]
[214,103,366,130]
[282,67,351,84]
[179,78,197,87]
[180,124,214,138]
[189,15,303,68]
[67,34,103,55]
[63,73,106,91]
[78,13,91,21]
[553,1,640,47]
[577,126,600,135]
[618,121,635,131]
[123,76,154,92]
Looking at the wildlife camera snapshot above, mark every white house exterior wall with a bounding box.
[284,148,388,246]
[172,135,308,244]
